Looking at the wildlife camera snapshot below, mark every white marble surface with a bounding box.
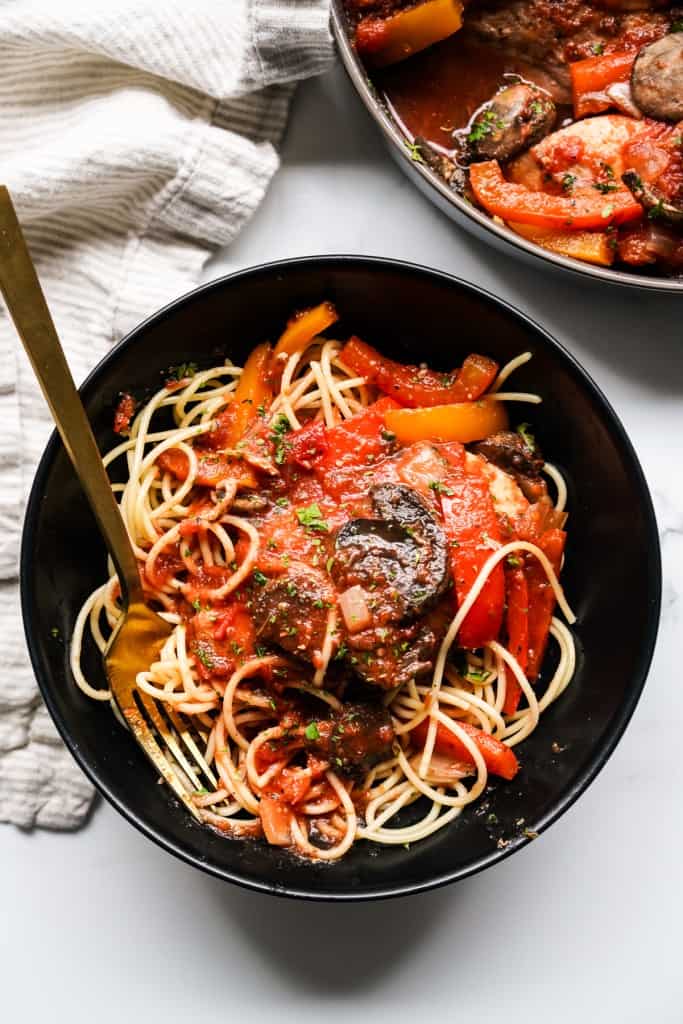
[2,65,682,1022]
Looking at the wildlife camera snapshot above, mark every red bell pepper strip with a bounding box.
[469,159,643,230]
[440,467,505,650]
[412,717,519,781]
[503,566,529,716]
[570,51,636,119]
[341,336,498,408]
[315,396,400,502]
[526,528,566,680]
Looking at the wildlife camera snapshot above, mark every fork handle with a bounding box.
[0,186,143,606]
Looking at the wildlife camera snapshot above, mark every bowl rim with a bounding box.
[20,255,662,901]
[330,0,683,294]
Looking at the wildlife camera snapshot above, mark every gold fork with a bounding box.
[0,186,221,822]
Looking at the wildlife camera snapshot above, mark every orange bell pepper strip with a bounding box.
[469,160,643,230]
[570,51,636,119]
[526,529,566,680]
[384,397,508,445]
[341,336,498,407]
[156,448,258,490]
[503,566,529,716]
[440,466,506,650]
[219,342,273,448]
[272,302,338,362]
[356,0,464,68]
[507,221,616,267]
[412,717,519,781]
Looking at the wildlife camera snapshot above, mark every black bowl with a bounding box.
[330,1,683,294]
[21,257,660,900]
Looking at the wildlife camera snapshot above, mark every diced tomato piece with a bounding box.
[503,567,529,716]
[412,718,519,781]
[156,448,257,489]
[341,336,498,408]
[440,462,505,650]
[267,767,312,807]
[285,419,328,469]
[188,604,255,680]
[526,529,566,680]
[113,392,137,435]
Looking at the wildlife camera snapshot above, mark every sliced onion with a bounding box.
[338,585,372,634]
[410,752,473,784]
[605,81,642,120]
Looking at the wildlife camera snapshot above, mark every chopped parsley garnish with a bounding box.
[561,173,576,195]
[195,646,215,670]
[465,667,491,683]
[529,99,545,119]
[296,503,329,532]
[195,788,208,796]
[506,555,522,568]
[168,361,198,381]
[592,42,604,55]
[516,422,535,451]
[304,722,320,741]
[191,598,202,612]
[404,139,424,163]
[252,569,268,587]
[50,626,60,640]
[648,199,665,221]
[275,497,289,508]
[334,642,348,661]
[381,429,396,443]
[429,480,454,496]
[468,109,505,145]
[255,645,268,657]
[326,556,335,574]
[593,180,618,194]
[269,414,291,465]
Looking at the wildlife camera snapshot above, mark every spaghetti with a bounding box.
[71,303,576,861]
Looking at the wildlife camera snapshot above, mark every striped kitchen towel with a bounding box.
[0,0,333,829]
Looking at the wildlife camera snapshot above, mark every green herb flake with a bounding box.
[592,42,604,55]
[404,139,424,163]
[429,480,454,496]
[648,199,665,221]
[169,361,198,381]
[195,646,215,670]
[593,180,618,194]
[296,503,329,532]
[506,555,522,568]
[487,813,498,825]
[191,599,202,612]
[269,414,292,465]
[50,626,60,640]
[252,569,268,587]
[194,788,208,796]
[305,721,320,741]
[466,667,491,684]
[275,497,289,508]
[516,422,535,452]
[561,173,576,195]
[326,556,335,574]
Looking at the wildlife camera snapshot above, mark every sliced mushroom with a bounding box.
[622,169,683,224]
[631,34,683,122]
[471,431,546,502]
[467,83,556,163]
[334,483,449,622]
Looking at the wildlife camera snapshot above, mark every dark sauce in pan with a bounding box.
[375,33,566,156]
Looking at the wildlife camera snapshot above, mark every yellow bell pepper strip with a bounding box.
[272,301,338,362]
[507,221,616,267]
[355,0,463,68]
[384,397,509,445]
[470,160,643,230]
